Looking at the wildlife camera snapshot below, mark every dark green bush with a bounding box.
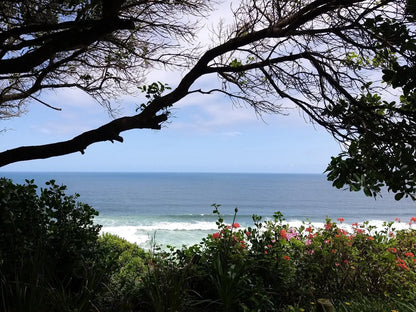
[0,178,101,311]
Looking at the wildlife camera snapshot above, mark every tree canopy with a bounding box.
[1,0,415,199]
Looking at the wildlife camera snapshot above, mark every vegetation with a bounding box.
[2,179,416,311]
[145,206,416,312]
[0,177,102,311]
[2,3,415,309]
[0,0,415,199]
[2,3,415,310]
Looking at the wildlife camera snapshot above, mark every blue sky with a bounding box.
[0,3,342,173]
[0,82,341,173]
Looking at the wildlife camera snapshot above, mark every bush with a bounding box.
[146,206,416,312]
[95,233,150,312]
[0,178,101,311]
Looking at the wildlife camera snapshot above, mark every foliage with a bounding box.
[0,0,208,118]
[325,2,416,199]
[0,178,102,311]
[0,177,152,312]
[95,233,149,312]
[137,82,172,112]
[142,257,187,312]
[1,1,416,202]
[142,207,416,312]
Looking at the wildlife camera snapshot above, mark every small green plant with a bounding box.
[142,255,187,312]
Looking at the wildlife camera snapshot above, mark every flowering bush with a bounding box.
[150,207,416,311]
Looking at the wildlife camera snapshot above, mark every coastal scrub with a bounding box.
[148,207,416,311]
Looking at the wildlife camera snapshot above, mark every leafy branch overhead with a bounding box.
[137,82,171,112]
[0,0,415,199]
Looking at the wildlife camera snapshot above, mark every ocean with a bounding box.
[2,172,416,249]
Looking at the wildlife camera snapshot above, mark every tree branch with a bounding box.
[0,18,134,74]
[0,112,168,167]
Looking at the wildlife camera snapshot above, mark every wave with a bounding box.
[100,221,220,247]
[103,221,218,232]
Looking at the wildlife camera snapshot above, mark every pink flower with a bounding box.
[283,255,290,261]
[405,252,414,258]
[366,236,374,241]
[212,232,221,239]
[305,239,312,246]
[306,227,312,233]
[286,228,300,240]
[337,217,345,223]
[232,222,240,228]
[245,231,251,236]
[280,229,287,239]
[352,222,358,227]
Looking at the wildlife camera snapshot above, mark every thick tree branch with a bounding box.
[0,19,134,74]
[0,112,167,167]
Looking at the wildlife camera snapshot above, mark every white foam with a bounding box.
[99,221,219,248]
[101,226,149,245]
[110,221,218,232]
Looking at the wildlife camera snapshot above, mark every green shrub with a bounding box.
[95,233,149,312]
[0,178,101,311]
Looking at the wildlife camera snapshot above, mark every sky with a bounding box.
[0,2,342,174]
[0,85,341,173]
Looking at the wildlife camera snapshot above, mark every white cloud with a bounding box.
[33,120,96,137]
[220,131,242,137]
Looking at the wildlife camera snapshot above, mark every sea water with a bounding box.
[2,172,416,249]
